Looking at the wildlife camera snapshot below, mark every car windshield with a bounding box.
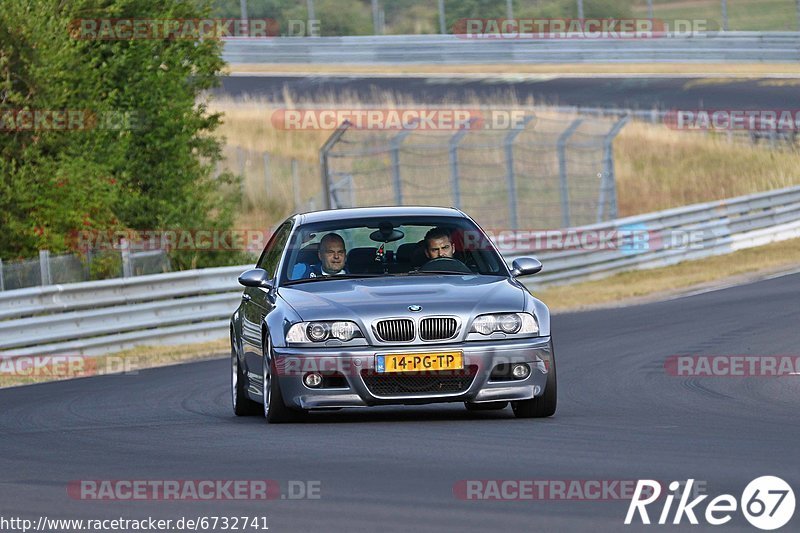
[280,216,507,284]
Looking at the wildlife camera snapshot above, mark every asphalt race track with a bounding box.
[1,272,798,532]
[218,75,800,110]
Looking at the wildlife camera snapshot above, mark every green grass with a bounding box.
[632,0,799,31]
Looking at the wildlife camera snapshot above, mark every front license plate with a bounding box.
[376,352,463,373]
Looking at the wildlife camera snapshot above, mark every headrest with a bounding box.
[347,247,381,274]
[395,242,418,263]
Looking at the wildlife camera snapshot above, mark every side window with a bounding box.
[257,222,292,278]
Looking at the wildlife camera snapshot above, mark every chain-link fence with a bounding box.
[0,249,170,291]
[319,113,628,230]
[222,144,323,220]
[230,0,800,34]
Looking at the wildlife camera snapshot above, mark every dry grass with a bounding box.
[615,121,800,216]
[210,94,800,227]
[0,339,228,389]
[211,97,330,229]
[225,63,800,77]
[211,93,542,228]
[536,237,800,312]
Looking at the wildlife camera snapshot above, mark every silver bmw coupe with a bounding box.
[230,206,556,423]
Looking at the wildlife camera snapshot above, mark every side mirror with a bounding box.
[238,268,273,289]
[511,257,543,277]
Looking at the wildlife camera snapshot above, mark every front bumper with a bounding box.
[272,336,552,409]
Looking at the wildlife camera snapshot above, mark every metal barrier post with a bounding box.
[319,120,351,210]
[121,239,133,278]
[263,152,271,194]
[722,0,729,31]
[557,119,583,228]
[291,158,301,211]
[39,250,52,286]
[329,174,355,208]
[598,115,629,222]
[371,0,380,35]
[504,115,535,230]
[0,258,4,291]
[84,249,92,281]
[448,121,475,209]
[236,147,248,201]
[307,0,316,34]
[390,129,413,205]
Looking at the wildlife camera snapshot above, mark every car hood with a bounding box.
[279,275,524,322]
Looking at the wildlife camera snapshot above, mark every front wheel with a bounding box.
[262,337,305,424]
[232,337,260,416]
[512,345,557,419]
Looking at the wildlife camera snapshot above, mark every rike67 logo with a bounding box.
[625,477,795,530]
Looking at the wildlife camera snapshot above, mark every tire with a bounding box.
[465,401,508,411]
[512,344,557,419]
[231,337,260,416]
[262,336,304,424]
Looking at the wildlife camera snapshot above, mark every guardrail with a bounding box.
[1,185,799,357]
[513,185,800,287]
[0,266,244,356]
[222,32,800,64]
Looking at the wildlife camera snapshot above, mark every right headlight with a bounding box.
[469,313,538,336]
[286,321,364,344]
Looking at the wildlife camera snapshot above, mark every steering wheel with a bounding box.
[418,257,473,274]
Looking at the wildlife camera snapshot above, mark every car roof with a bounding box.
[295,206,465,224]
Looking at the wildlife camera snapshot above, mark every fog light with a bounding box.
[304,372,323,388]
[512,363,530,379]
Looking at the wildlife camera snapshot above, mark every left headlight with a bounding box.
[469,313,538,336]
[286,321,365,344]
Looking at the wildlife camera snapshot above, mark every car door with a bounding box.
[241,220,293,383]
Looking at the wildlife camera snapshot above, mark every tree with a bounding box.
[0,0,240,269]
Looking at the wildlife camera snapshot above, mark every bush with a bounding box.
[0,0,240,269]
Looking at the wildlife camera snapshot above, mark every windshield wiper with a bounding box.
[283,274,383,286]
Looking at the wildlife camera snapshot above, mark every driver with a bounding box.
[314,233,348,276]
[424,227,455,260]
